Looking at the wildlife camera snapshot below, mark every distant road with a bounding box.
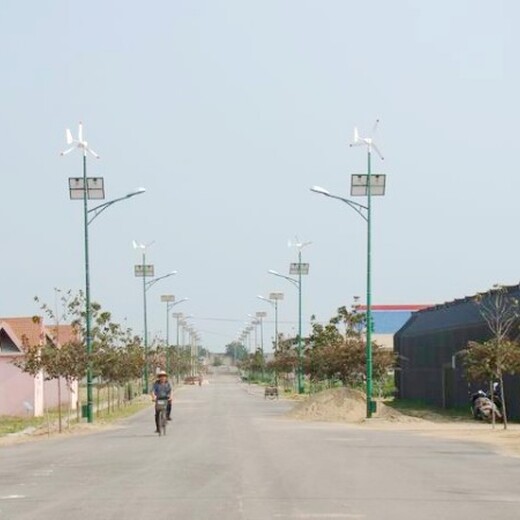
[1,374,520,520]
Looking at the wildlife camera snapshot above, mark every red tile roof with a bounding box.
[356,304,432,311]
[46,324,78,346]
[0,316,45,348]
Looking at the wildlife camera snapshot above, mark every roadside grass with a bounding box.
[0,395,151,437]
[88,397,151,424]
[0,415,48,436]
[385,398,470,421]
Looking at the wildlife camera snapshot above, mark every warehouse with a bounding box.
[394,284,520,419]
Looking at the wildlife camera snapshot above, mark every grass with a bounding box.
[385,398,470,421]
[89,397,151,423]
[0,415,48,436]
[0,395,151,437]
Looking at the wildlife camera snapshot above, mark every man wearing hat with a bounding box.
[152,370,172,432]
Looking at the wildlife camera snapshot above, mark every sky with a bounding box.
[0,0,518,351]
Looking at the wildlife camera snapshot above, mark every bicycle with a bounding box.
[155,398,169,436]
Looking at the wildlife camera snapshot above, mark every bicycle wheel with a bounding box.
[160,409,167,436]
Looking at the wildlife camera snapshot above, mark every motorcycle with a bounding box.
[470,389,502,422]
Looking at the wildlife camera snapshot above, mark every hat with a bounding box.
[157,370,168,377]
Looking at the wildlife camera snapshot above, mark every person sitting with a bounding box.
[151,370,172,432]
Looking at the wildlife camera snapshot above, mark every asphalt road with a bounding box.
[2,374,520,520]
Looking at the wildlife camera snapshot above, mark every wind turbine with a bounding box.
[288,236,312,252]
[61,121,100,158]
[132,240,155,251]
[350,119,384,160]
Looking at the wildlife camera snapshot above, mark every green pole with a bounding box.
[366,148,373,418]
[274,299,279,352]
[142,252,149,393]
[83,153,94,423]
[274,299,279,385]
[297,250,304,394]
[166,302,170,374]
[260,316,265,381]
[176,315,180,347]
[166,303,170,348]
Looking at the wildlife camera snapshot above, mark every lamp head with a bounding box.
[127,187,146,197]
[310,185,330,196]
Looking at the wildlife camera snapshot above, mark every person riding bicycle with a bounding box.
[152,370,172,433]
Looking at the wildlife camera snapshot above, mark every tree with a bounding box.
[225,341,248,364]
[305,306,395,390]
[268,334,298,389]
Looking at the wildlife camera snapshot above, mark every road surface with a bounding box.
[1,374,520,520]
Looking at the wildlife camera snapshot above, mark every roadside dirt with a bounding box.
[288,387,520,458]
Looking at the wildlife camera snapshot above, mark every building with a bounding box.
[357,304,432,349]
[394,285,520,419]
[0,317,78,417]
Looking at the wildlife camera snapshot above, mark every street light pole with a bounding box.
[62,123,145,423]
[366,147,374,419]
[258,293,284,353]
[141,250,148,392]
[162,297,187,375]
[297,249,303,392]
[82,153,93,423]
[310,121,386,418]
[133,244,177,393]
[268,258,309,394]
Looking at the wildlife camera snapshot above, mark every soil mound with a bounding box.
[289,388,423,424]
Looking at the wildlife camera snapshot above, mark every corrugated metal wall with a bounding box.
[394,290,520,419]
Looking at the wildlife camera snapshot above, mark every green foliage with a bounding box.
[15,290,146,390]
[305,306,395,387]
[225,341,248,362]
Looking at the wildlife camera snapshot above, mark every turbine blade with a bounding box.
[370,119,380,136]
[354,127,359,142]
[65,129,73,145]
[87,147,100,159]
[371,142,384,160]
[60,147,75,156]
[78,122,83,142]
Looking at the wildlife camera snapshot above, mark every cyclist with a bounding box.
[152,370,172,433]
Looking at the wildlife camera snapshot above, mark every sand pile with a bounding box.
[289,388,423,424]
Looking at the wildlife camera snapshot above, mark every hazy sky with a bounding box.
[1,1,517,351]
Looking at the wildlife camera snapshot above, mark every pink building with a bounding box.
[0,317,78,417]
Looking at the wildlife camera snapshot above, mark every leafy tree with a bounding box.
[305,306,395,390]
[225,341,248,363]
[267,334,298,389]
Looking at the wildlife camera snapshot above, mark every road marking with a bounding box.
[32,469,53,477]
[325,437,366,442]
[274,514,365,519]
[0,495,26,500]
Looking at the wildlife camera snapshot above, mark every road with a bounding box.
[1,374,520,520]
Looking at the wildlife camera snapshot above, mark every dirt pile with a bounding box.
[289,388,423,424]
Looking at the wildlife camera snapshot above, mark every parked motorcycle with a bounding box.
[470,389,502,422]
